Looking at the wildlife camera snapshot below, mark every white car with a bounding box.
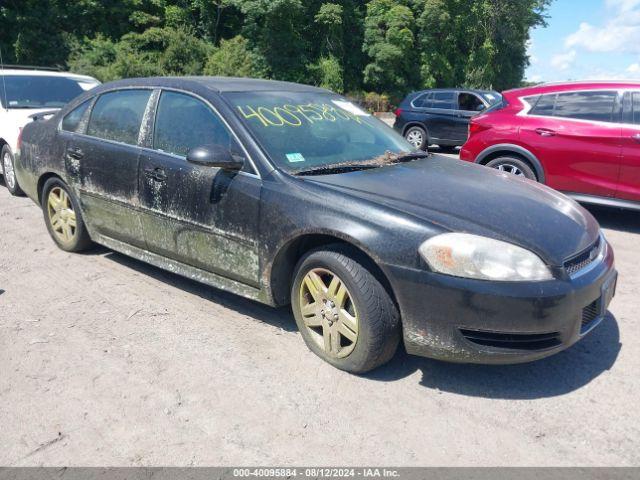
[1,67,99,195]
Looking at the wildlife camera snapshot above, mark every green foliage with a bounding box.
[363,0,418,98]
[309,55,345,93]
[204,36,267,78]
[0,0,552,105]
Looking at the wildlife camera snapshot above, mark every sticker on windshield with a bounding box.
[286,153,306,163]
[331,100,370,117]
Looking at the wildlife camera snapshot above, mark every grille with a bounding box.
[564,237,602,276]
[460,329,562,351]
[581,299,601,333]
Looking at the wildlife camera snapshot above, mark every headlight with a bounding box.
[419,233,553,281]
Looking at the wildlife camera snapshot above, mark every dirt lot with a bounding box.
[0,168,638,467]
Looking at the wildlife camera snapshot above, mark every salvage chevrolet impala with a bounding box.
[14,77,617,373]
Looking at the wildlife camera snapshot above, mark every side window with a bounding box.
[413,93,432,108]
[458,93,485,112]
[530,94,556,116]
[633,92,640,125]
[87,90,152,145]
[62,100,91,133]
[553,91,617,122]
[432,92,455,110]
[153,91,235,157]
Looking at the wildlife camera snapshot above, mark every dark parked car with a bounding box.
[394,88,502,150]
[461,81,640,210]
[15,77,616,373]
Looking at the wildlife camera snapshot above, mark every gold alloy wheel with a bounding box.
[299,268,359,358]
[47,187,77,245]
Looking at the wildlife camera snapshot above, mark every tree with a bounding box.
[204,35,267,78]
[363,0,419,97]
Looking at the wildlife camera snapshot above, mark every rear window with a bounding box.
[87,90,151,145]
[530,91,618,122]
[411,93,432,108]
[0,75,98,109]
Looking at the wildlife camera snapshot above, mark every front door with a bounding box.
[68,89,152,247]
[619,91,640,202]
[453,92,486,143]
[138,90,262,287]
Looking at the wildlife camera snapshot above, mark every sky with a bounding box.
[525,0,640,82]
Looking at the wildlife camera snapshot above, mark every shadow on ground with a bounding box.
[585,205,640,234]
[103,250,297,332]
[103,249,621,400]
[367,313,621,399]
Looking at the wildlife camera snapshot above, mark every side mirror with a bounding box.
[186,144,244,171]
[475,104,486,112]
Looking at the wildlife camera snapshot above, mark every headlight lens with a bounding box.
[419,233,553,281]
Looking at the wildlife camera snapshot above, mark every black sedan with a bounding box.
[14,77,617,373]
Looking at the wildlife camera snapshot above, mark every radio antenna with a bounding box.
[0,46,8,110]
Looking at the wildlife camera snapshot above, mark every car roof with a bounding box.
[410,88,498,96]
[0,68,98,83]
[504,80,640,98]
[96,76,331,94]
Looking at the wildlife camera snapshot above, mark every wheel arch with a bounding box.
[475,144,546,183]
[268,232,398,310]
[402,122,429,138]
[37,172,65,204]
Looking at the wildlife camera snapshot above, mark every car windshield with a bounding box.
[0,75,98,109]
[225,91,416,173]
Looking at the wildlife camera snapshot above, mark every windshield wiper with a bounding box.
[293,163,380,176]
[292,151,430,176]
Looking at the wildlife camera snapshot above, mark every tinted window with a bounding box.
[530,94,556,116]
[0,75,98,109]
[62,100,91,133]
[432,92,455,110]
[87,90,151,145]
[153,91,233,157]
[458,93,485,112]
[554,91,617,122]
[633,92,640,125]
[412,93,432,108]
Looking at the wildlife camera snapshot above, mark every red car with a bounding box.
[460,81,640,209]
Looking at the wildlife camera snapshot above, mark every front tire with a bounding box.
[485,156,537,181]
[2,145,25,196]
[41,178,93,252]
[291,245,400,374]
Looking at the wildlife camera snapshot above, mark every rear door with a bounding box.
[66,89,152,247]
[619,91,640,202]
[137,89,262,286]
[425,91,458,142]
[518,90,622,197]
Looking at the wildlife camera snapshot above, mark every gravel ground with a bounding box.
[0,170,638,467]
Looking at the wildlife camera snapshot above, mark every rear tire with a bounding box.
[485,156,537,181]
[41,178,93,252]
[291,244,401,374]
[2,145,25,196]
[404,126,428,150]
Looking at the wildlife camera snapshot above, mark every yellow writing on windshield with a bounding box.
[237,103,363,127]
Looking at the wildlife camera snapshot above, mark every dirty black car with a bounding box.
[15,77,617,373]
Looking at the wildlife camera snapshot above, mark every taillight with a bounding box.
[394,108,403,117]
[468,121,490,137]
[16,127,23,152]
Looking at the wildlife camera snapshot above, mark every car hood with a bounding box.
[303,156,600,266]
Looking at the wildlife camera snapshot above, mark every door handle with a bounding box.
[144,167,167,182]
[66,147,84,160]
[535,128,556,137]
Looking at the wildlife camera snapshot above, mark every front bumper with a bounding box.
[387,241,617,364]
